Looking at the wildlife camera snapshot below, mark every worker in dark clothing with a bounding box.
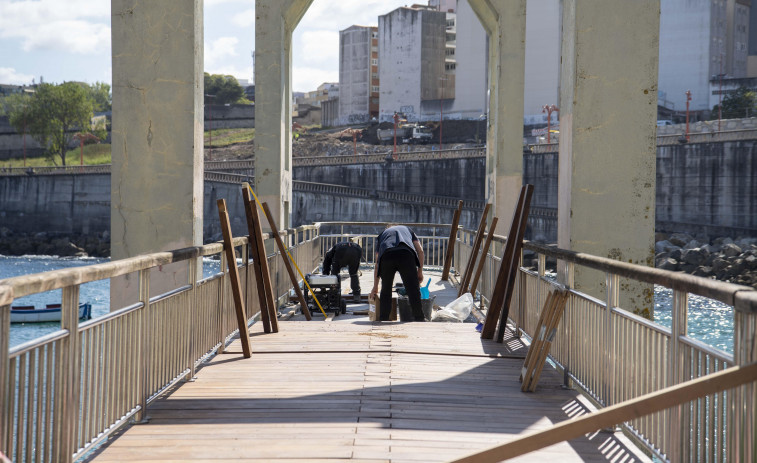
[369,225,425,321]
[322,241,363,302]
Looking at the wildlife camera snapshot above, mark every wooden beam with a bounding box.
[521,289,568,392]
[481,187,527,339]
[469,216,499,297]
[458,204,491,297]
[216,199,252,358]
[242,187,276,333]
[495,184,533,343]
[450,361,757,463]
[441,200,463,281]
[261,202,312,320]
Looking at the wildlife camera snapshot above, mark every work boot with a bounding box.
[352,293,362,303]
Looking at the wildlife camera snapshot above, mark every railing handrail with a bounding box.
[0,224,319,305]
[293,147,486,166]
[453,227,757,312]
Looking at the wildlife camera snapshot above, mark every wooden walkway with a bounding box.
[87,272,650,462]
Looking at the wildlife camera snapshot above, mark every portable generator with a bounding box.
[304,274,346,315]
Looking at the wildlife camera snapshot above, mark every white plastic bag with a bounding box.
[432,292,474,322]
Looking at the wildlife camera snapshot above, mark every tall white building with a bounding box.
[339,25,379,124]
[659,0,729,112]
[726,0,751,77]
[523,0,561,124]
[449,0,486,119]
[378,6,451,122]
[445,0,560,124]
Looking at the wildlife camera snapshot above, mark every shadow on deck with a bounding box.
[86,312,650,462]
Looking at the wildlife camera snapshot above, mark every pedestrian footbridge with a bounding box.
[1,221,756,462]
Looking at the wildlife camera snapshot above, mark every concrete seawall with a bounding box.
[1,138,755,254]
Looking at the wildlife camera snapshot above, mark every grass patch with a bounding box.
[64,143,112,165]
[204,128,255,147]
[1,143,113,168]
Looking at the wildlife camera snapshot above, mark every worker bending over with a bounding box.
[370,225,425,321]
[322,241,363,302]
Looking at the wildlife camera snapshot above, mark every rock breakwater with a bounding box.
[655,233,757,289]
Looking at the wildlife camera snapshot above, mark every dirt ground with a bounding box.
[205,121,484,160]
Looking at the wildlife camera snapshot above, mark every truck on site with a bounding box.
[376,123,433,145]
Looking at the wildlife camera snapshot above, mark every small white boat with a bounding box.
[10,303,92,324]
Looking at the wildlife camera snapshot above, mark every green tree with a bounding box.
[8,82,94,166]
[204,73,245,105]
[0,93,32,120]
[88,82,112,112]
[713,86,757,119]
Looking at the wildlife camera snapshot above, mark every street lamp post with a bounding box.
[205,94,216,161]
[541,104,559,144]
[685,90,692,141]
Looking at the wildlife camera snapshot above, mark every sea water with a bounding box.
[3,255,221,349]
[3,256,735,354]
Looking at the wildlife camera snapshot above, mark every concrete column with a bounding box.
[255,0,313,229]
[558,0,659,317]
[110,0,204,307]
[468,0,526,232]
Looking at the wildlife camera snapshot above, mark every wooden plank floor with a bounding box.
[87,270,651,462]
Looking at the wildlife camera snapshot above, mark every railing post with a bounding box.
[0,304,9,456]
[667,289,688,462]
[514,248,525,337]
[729,297,757,462]
[559,260,574,388]
[187,258,198,380]
[605,273,619,407]
[217,252,227,354]
[134,268,151,423]
[58,285,81,463]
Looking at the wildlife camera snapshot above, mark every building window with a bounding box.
[371,86,379,93]
[371,58,378,66]
[445,63,456,71]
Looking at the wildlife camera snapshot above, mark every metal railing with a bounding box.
[455,227,757,462]
[3,220,755,462]
[315,222,454,269]
[0,224,321,463]
[529,127,757,154]
[293,147,485,166]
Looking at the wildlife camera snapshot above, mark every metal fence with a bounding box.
[454,227,756,462]
[0,225,321,463]
[3,221,755,462]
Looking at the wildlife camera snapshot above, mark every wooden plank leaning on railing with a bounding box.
[519,287,569,392]
[449,361,757,463]
[242,186,278,333]
[441,200,463,281]
[469,216,498,297]
[481,185,532,340]
[457,203,491,296]
[217,199,252,358]
[495,185,533,343]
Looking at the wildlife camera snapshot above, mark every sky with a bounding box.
[0,0,412,93]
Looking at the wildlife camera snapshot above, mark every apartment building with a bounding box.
[338,25,379,124]
[378,5,452,122]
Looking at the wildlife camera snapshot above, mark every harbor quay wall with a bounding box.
[0,138,755,255]
[0,174,480,249]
